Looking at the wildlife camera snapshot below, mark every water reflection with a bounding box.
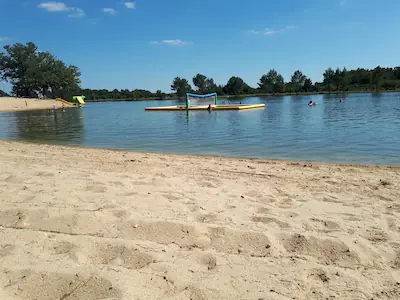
[13,108,84,144]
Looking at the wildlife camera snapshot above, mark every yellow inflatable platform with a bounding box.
[145,104,265,111]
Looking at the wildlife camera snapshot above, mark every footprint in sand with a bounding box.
[0,209,27,227]
[108,181,124,187]
[87,243,153,270]
[84,183,107,193]
[280,233,359,266]
[0,270,120,300]
[307,268,330,283]
[199,181,218,188]
[0,244,15,257]
[257,207,270,214]
[198,253,217,270]
[209,227,271,257]
[386,217,398,232]
[360,227,389,244]
[320,194,342,204]
[35,171,55,178]
[251,216,290,229]
[391,250,400,268]
[196,213,217,224]
[177,286,208,300]
[162,193,183,201]
[112,209,130,219]
[3,175,26,184]
[277,198,295,209]
[119,191,137,197]
[117,220,209,249]
[244,190,262,199]
[50,240,77,256]
[308,218,341,232]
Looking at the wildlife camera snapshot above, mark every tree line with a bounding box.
[170,67,400,98]
[1,41,400,101]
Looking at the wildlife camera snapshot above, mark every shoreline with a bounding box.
[75,90,400,102]
[0,140,399,299]
[0,97,75,112]
[3,139,400,168]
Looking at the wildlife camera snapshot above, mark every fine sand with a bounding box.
[0,141,399,300]
[0,97,73,112]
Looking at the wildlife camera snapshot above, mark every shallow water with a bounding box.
[1,93,399,165]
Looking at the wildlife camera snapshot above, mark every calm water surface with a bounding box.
[1,93,399,165]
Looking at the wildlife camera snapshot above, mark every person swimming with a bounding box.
[207,104,212,112]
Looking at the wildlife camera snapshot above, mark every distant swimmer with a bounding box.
[308,101,317,106]
[207,104,213,112]
[340,99,343,103]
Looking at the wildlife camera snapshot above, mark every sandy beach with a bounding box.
[0,141,399,299]
[0,97,74,112]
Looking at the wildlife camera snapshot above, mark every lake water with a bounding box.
[1,93,400,165]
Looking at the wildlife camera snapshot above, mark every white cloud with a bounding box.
[264,28,278,35]
[151,39,192,46]
[0,37,8,42]
[247,30,259,35]
[103,8,118,15]
[69,8,85,18]
[124,2,135,9]
[262,25,297,36]
[162,40,191,46]
[38,2,69,12]
[38,2,85,18]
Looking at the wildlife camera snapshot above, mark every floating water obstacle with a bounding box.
[145,93,265,111]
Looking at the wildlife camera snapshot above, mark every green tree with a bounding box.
[0,42,80,99]
[225,76,246,95]
[0,89,9,97]
[192,73,207,93]
[192,73,217,94]
[290,70,306,92]
[215,84,225,96]
[323,67,335,92]
[331,67,348,92]
[371,66,383,91]
[258,69,285,93]
[155,89,165,99]
[303,78,314,92]
[204,77,217,94]
[171,77,191,97]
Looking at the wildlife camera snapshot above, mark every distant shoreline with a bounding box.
[83,89,400,102]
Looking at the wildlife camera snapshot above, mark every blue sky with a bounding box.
[1,0,400,93]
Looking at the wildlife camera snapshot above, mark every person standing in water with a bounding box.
[207,104,213,112]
